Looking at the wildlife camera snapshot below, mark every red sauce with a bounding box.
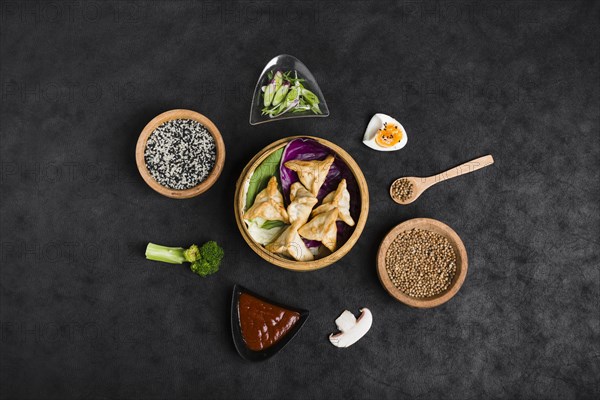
[238,292,300,351]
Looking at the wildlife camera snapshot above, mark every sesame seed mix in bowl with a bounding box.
[144,119,217,190]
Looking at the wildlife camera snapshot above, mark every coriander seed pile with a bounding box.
[391,178,414,202]
[385,228,457,298]
[144,119,216,190]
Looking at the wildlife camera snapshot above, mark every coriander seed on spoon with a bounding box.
[390,155,494,205]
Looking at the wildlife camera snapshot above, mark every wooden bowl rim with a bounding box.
[234,136,369,272]
[376,218,468,308]
[135,109,226,199]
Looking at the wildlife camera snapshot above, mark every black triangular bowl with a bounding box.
[230,284,309,362]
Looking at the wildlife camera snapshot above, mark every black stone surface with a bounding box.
[1,1,598,399]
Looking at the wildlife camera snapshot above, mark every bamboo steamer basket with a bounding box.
[234,136,369,271]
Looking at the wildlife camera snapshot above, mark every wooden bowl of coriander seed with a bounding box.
[136,109,225,199]
[377,218,468,308]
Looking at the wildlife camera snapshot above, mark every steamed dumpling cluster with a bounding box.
[265,183,317,262]
[312,179,355,226]
[243,155,355,262]
[299,179,355,252]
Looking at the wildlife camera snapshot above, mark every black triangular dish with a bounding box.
[249,54,329,125]
[230,284,309,361]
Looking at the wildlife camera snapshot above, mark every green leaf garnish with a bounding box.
[261,220,286,230]
[244,148,284,210]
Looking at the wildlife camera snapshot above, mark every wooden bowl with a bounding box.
[377,218,468,308]
[135,109,225,199]
[234,136,369,271]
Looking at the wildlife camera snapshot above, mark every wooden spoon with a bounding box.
[390,155,494,205]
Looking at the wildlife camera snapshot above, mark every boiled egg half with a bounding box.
[363,113,408,151]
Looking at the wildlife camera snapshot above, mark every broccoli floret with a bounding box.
[190,259,216,277]
[183,244,200,262]
[189,241,224,277]
[145,241,224,278]
[200,241,224,266]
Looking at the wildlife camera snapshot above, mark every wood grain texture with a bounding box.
[135,109,226,199]
[234,136,369,271]
[376,218,468,308]
[390,154,494,205]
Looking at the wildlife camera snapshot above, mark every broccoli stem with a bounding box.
[145,243,186,264]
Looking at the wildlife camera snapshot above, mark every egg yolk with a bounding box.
[375,123,402,147]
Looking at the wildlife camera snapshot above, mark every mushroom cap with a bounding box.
[329,308,373,348]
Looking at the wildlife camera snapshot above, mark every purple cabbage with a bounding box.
[279,138,361,250]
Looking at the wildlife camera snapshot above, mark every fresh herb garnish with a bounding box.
[260,70,321,118]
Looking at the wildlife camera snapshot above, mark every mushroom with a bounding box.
[328,308,373,348]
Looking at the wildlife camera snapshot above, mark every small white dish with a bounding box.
[363,113,408,152]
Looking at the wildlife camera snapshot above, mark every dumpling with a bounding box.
[287,182,318,225]
[284,155,335,196]
[298,209,339,252]
[264,183,318,262]
[244,176,289,223]
[265,225,314,262]
[246,220,286,246]
[312,179,355,226]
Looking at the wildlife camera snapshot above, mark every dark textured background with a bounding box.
[1,1,598,399]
